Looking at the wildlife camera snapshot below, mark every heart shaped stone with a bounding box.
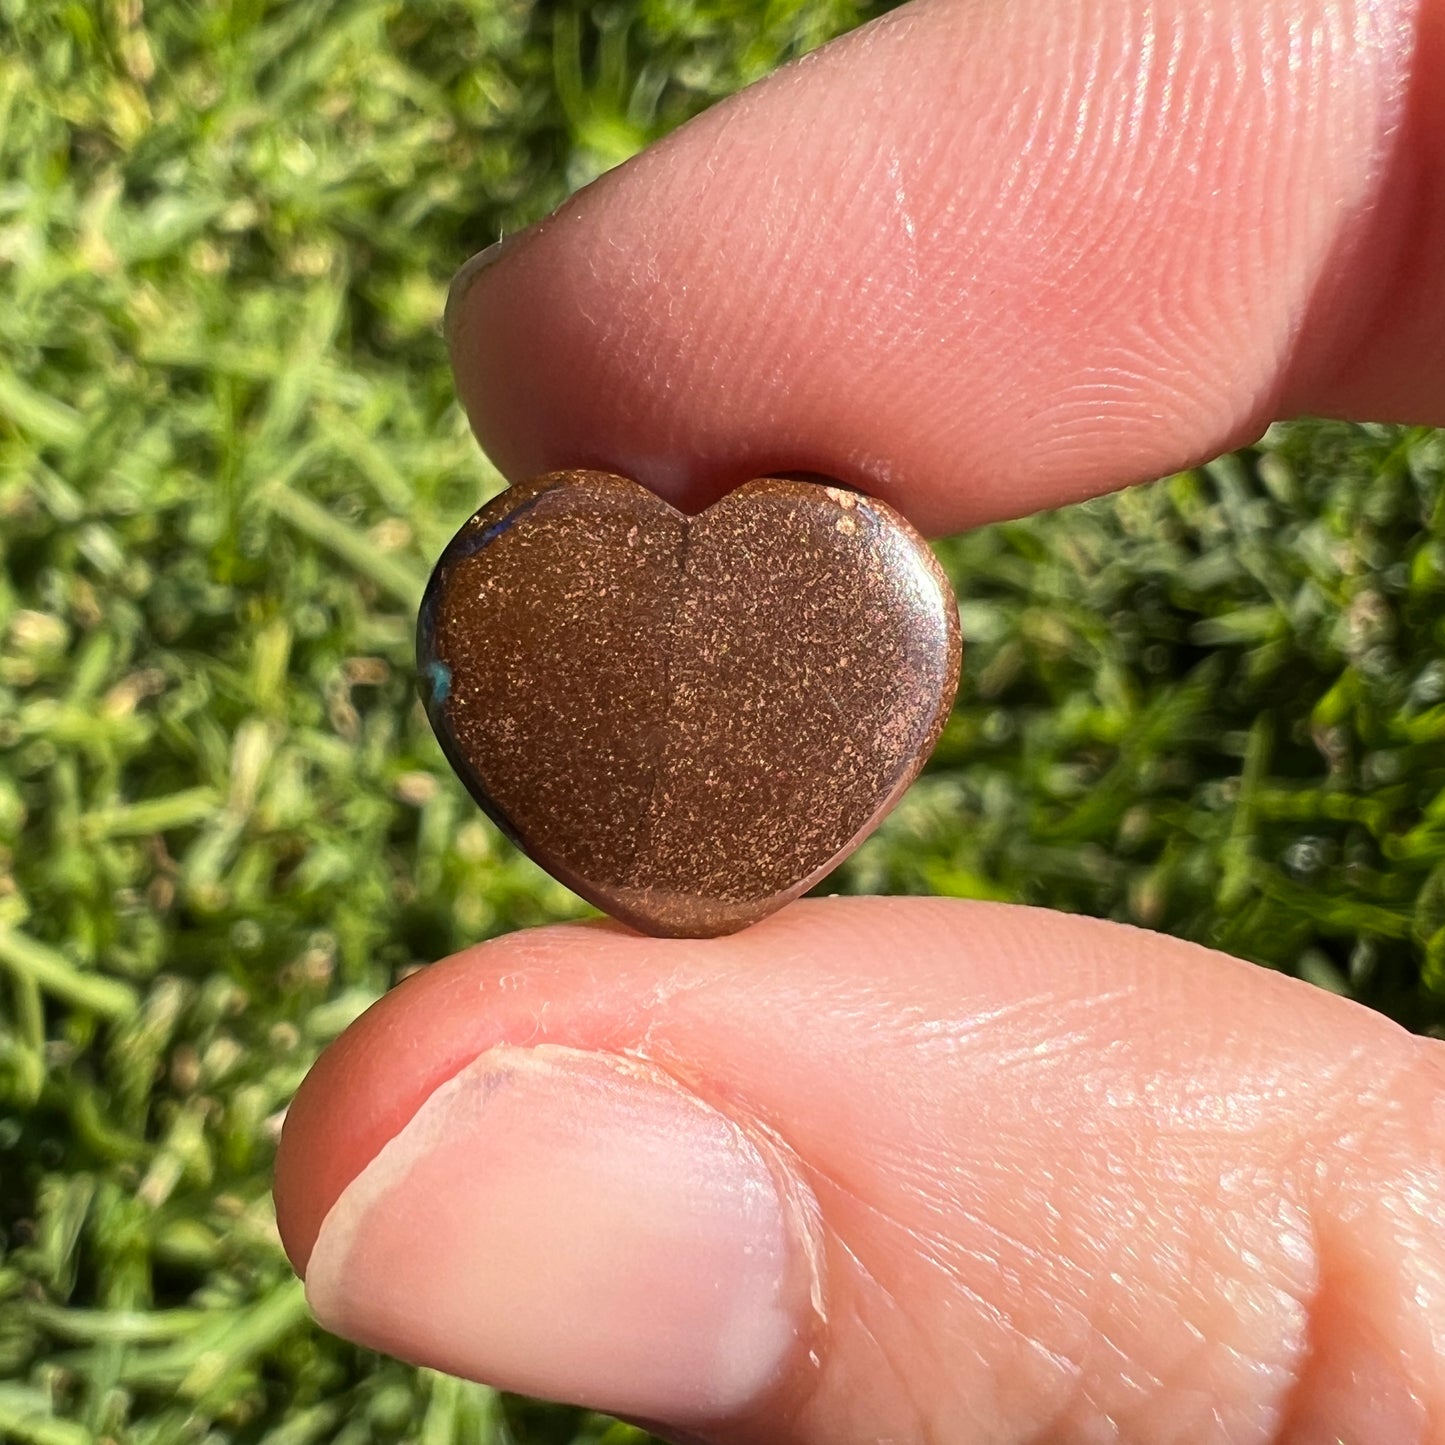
[417,471,960,937]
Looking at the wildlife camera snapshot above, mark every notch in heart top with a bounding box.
[417,471,961,938]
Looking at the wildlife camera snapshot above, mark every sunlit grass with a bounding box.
[2,2,1443,1441]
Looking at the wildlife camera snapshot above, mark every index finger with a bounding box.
[447,0,1445,536]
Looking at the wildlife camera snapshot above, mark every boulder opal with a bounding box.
[417,471,960,937]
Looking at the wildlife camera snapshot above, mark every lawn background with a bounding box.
[3,1,1444,1441]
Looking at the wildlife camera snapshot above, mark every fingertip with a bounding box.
[442,235,517,351]
[274,922,611,1273]
[448,0,1441,534]
[301,1042,819,1424]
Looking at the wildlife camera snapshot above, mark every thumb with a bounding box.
[274,900,1445,1443]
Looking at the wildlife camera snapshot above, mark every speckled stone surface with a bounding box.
[417,471,961,937]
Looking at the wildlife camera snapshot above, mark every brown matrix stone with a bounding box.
[417,471,961,937]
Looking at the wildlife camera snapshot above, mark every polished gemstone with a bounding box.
[417,471,960,937]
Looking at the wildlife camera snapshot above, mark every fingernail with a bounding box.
[443,237,514,346]
[304,1045,814,1423]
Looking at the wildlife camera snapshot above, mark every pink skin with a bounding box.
[279,904,1445,1441]
[276,0,1445,1440]
[448,0,1445,535]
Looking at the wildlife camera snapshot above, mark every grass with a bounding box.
[2,0,1444,1441]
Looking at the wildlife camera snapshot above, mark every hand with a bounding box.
[275,0,1445,1440]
